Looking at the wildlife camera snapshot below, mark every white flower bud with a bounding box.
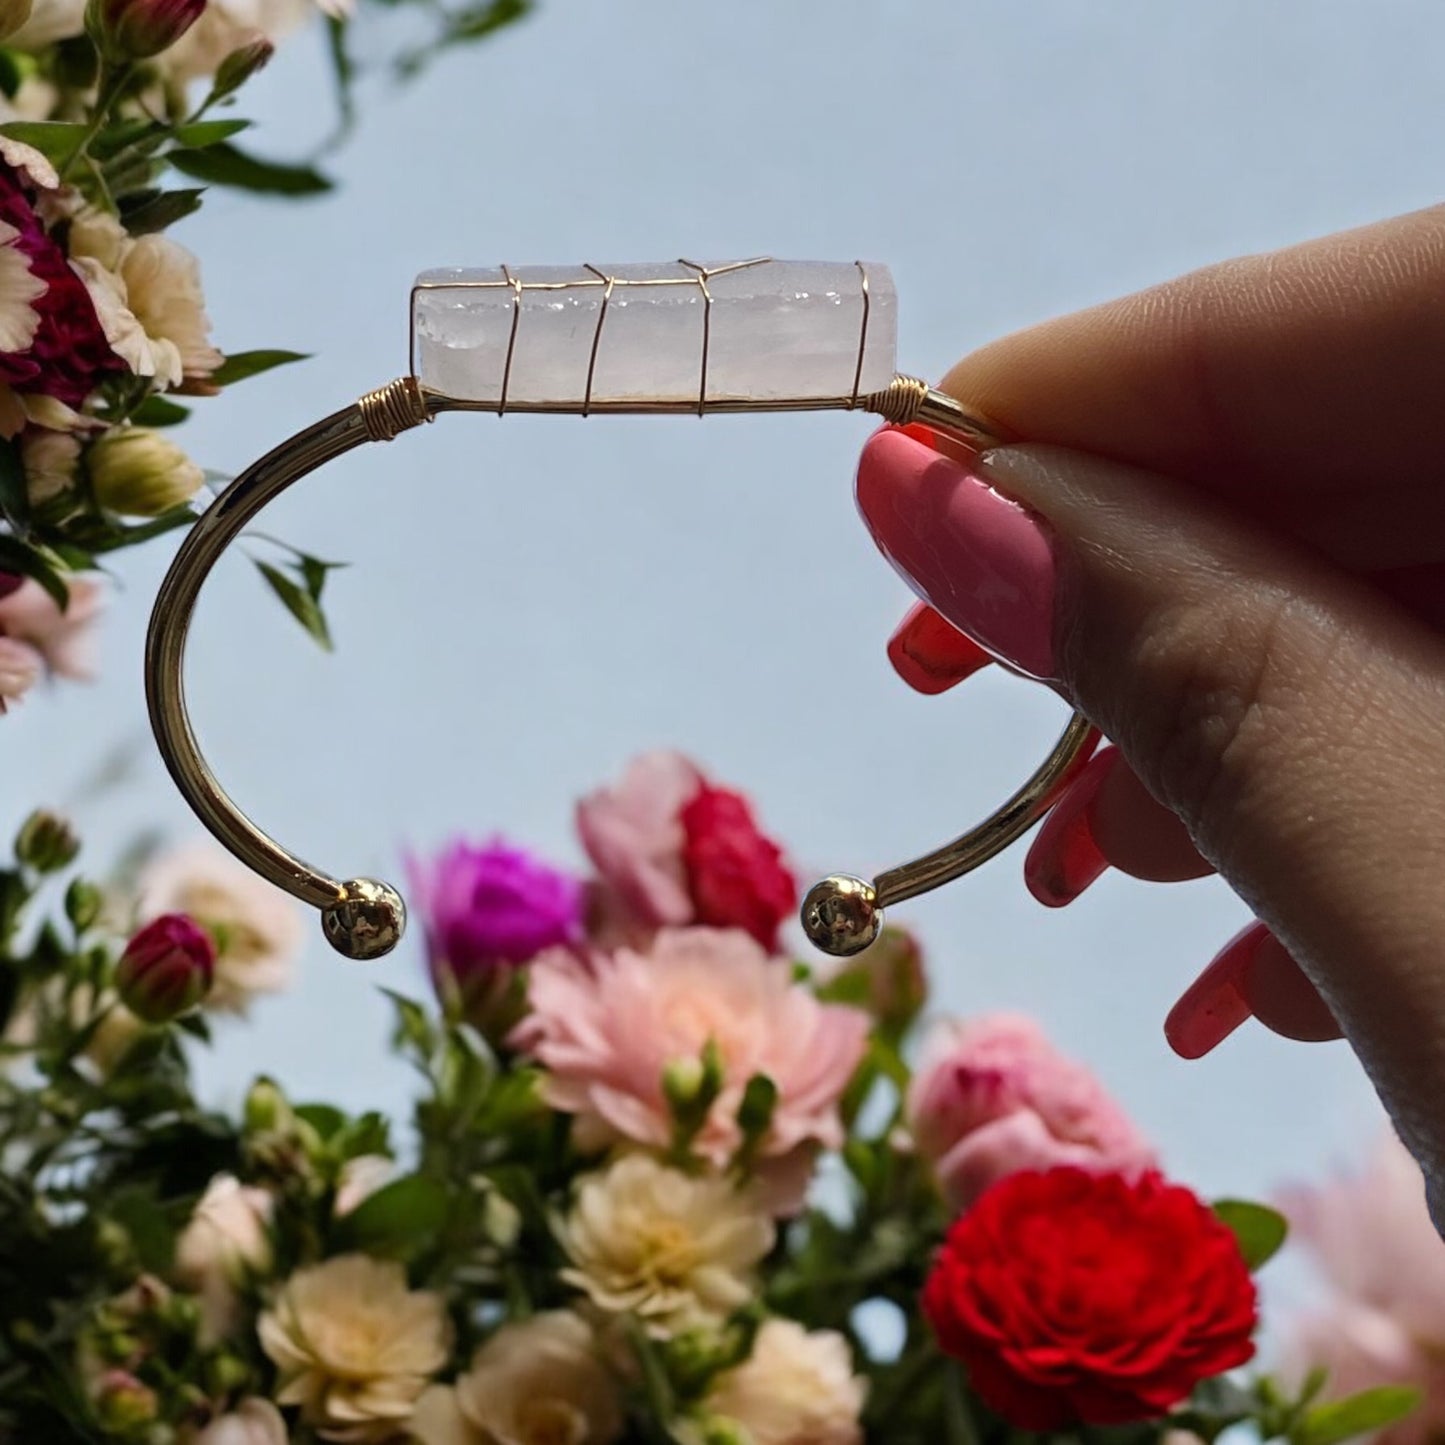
[88,427,202,516]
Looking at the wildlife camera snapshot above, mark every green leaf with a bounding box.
[169,141,332,195]
[297,550,346,597]
[1213,1198,1288,1270]
[172,119,250,149]
[383,988,436,1060]
[91,117,165,160]
[0,121,86,165]
[397,0,532,77]
[0,434,29,532]
[295,1103,348,1140]
[72,505,196,554]
[0,49,25,101]
[1295,1388,1421,1445]
[339,1174,449,1260]
[129,394,191,428]
[211,349,310,386]
[118,187,205,236]
[325,15,357,138]
[0,536,67,609]
[256,560,332,650]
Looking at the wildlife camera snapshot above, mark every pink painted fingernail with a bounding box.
[856,429,1057,679]
[887,602,993,695]
[1024,747,1119,907]
[1164,922,1268,1059]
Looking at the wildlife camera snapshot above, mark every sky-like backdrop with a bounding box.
[9,0,1442,1255]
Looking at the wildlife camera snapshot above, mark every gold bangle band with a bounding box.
[144,374,1096,962]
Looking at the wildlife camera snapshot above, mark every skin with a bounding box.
[871,205,1445,1220]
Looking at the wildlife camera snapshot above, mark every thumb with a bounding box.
[856,426,1445,1188]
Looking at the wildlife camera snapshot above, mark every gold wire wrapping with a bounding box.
[359,376,429,441]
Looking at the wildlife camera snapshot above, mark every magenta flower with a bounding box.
[906,1014,1156,1210]
[408,839,583,1021]
[116,912,215,1023]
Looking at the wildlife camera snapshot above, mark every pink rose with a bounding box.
[576,751,701,931]
[0,576,103,681]
[1277,1131,1445,1445]
[905,1014,1155,1209]
[512,927,868,1210]
[576,752,797,949]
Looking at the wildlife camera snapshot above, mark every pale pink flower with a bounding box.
[174,1173,273,1344]
[905,1013,1156,1209]
[1278,1131,1445,1445]
[0,576,102,680]
[576,751,701,930]
[0,634,40,707]
[700,1319,866,1445]
[513,928,868,1209]
[190,1400,287,1445]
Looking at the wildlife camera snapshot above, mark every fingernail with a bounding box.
[887,602,993,695]
[1024,747,1118,906]
[856,428,1057,678]
[1164,922,1267,1059]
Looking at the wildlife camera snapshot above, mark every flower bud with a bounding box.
[14,808,80,872]
[210,36,273,99]
[242,1076,287,1134]
[663,1038,724,1143]
[85,0,205,61]
[823,926,927,1038]
[115,913,214,1023]
[65,876,104,931]
[88,428,204,517]
[93,1370,159,1432]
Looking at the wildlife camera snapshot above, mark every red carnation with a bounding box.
[922,1168,1258,1430]
[679,783,796,951]
[0,161,125,408]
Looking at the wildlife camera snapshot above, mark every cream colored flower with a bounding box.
[557,1154,773,1337]
[191,1398,288,1445]
[0,635,41,706]
[137,843,303,1012]
[334,1155,396,1218]
[0,0,32,41]
[160,0,349,84]
[88,427,204,516]
[7,0,81,47]
[21,427,80,505]
[701,1320,866,1445]
[69,209,221,389]
[0,219,42,353]
[410,1312,621,1445]
[175,1174,273,1344]
[260,1255,450,1445]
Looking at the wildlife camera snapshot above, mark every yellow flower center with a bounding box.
[517,1398,588,1445]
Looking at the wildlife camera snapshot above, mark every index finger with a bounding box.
[942,205,1445,506]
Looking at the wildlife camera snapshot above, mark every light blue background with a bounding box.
[8,0,1436,1256]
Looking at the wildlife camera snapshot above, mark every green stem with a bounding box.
[57,62,133,185]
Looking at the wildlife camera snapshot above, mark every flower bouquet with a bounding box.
[0,752,1431,1445]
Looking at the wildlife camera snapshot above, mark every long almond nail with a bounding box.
[1164,922,1266,1059]
[1024,748,1119,906]
[856,429,1057,678]
[887,602,993,695]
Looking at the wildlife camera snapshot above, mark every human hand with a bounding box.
[854,206,1445,1209]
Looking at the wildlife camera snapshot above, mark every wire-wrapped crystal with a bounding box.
[411,259,897,410]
